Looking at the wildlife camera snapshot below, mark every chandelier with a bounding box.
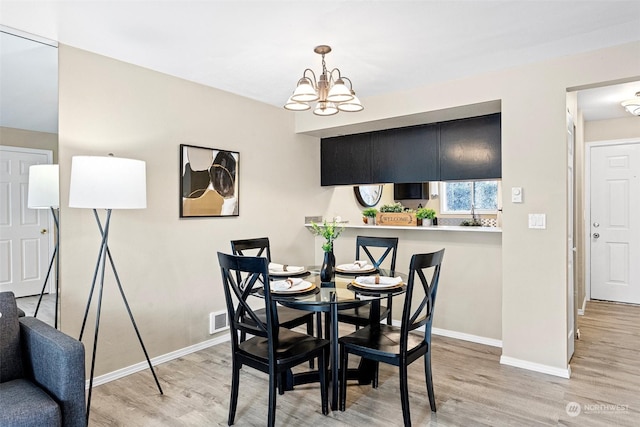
[621,91,640,116]
[284,45,363,116]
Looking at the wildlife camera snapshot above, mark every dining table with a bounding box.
[259,264,407,411]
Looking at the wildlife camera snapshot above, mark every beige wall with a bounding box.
[0,126,58,162]
[57,45,324,376]
[298,41,640,373]
[326,226,502,340]
[56,40,640,378]
[584,116,640,142]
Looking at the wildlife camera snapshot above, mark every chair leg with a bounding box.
[307,317,315,369]
[268,368,277,427]
[316,312,323,339]
[372,361,380,389]
[386,297,393,325]
[228,360,240,425]
[339,345,348,411]
[277,372,286,395]
[319,347,329,415]
[399,363,411,427]
[424,350,437,412]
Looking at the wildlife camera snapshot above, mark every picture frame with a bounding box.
[180,144,239,218]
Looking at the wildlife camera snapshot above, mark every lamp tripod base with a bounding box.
[34,207,59,328]
[80,209,163,423]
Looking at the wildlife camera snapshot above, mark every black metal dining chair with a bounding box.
[218,252,330,427]
[337,236,399,328]
[230,238,315,340]
[338,249,445,427]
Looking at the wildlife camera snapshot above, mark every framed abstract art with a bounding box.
[180,144,239,217]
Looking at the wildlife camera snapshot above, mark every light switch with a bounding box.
[511,187,523,203]
[528,213,546,229]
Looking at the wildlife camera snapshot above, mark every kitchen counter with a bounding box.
[305,223,501,233]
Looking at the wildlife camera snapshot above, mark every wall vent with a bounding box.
[209,310,229,334]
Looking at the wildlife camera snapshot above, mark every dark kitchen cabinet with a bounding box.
[321,133,372,185]
[371,124,439,183]
[439,113,501,181]
[320,113,501,186]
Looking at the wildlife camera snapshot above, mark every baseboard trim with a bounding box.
[500,355,571,379]
[391,320,502,348]
[432,327,503,348]
[86,334,230,389]
[578,295,587,315]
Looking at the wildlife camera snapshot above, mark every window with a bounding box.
[441,181,499,213]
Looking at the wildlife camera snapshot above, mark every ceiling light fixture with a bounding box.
[621,91,640,116]
[284,45,363,116]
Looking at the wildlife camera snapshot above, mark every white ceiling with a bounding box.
[1,1,639,134]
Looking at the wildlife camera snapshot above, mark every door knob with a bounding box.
[40,229,48,235]
[593,222,600,228]
[593,232,600,239]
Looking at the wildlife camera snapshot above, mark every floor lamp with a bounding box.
[68,155,163,422]
[28,164,60,328]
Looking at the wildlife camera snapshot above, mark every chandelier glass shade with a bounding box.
[285,45,363,115]
[621,91,640,116]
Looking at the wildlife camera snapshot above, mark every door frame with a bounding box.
[584,138,640,302]
[567,111,576,362]
[0,145,55,294]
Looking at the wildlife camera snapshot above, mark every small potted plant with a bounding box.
[379,202,405,213]
[310,220,345,282]
[362,208,378,225]
[416,207,436,226]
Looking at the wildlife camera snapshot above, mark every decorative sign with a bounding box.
[376,212,417,226]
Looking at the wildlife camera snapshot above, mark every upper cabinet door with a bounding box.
[439,113,502,181]
[371,124,439,183]
[321,133,372,186]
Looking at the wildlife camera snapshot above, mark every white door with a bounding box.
[590,141,640,304]
[0,146,53,297]
[567,112,575,362]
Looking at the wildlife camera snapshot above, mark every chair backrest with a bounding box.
[355,236,399,274]
[401,249,445,349]
[217,252,279,352]
[230,237,272,261]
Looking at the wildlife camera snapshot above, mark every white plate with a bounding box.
[269,264,307,276]
[270,280,315,294]
[352,276,403,289]
[335,263,376,274]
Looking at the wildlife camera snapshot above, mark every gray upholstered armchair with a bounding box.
[0,291,86,427]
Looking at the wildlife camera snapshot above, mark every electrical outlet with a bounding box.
[209,311,229,334]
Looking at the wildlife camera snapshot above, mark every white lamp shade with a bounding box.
[337,94,364,112]
[28,164,59,208]
[291,78,319,102]
[313,101,338,116]
[284,96,311,111]
[327,79,354,103]
[69,156,146,209]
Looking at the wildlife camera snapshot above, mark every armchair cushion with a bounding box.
[20,317,86,427]
[0,292,86,427]
[0,292,24,382]
[0,379,62,427]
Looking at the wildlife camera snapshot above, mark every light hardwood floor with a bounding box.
[15,293,56,326]
[86,300,640,426]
